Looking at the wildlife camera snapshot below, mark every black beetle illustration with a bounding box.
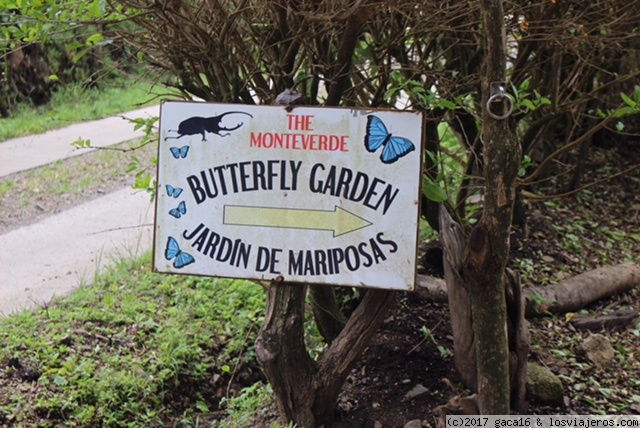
[165,111,253,142]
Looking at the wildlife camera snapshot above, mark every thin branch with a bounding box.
[522,162,640,201]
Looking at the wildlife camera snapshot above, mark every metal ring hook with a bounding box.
[486,83,514,120]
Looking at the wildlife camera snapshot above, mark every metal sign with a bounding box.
[153,101,424,291]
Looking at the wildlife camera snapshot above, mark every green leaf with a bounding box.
[521,99,535,110]
[613,106,637,118]
[422,179,448,203]
[599,388,614,399]
[72,138,91,148]
[438,99,457,110]
[134,173,152,191]
[54,375,68,386]
[88,0,105,18]
[86,32,104,46]
[621,91,636,107]
[196,401,210,412]
[72,48,90,63]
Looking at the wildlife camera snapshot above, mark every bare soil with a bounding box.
[254,142,640,427]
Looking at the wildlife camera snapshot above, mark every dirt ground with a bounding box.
[253,140,640,427]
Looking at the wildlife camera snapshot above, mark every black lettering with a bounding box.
[186,175,207,204]
[309,163,324,193]
[267,160,280,190]
[376,185,400,215]
[238,161,255,191]
[363,178,384,211]
[344,245,360,271]
[289,160,301,191]
[235,241,251,268]
[256,246,282,274]
[215,237,233,262]
[183,223,204,240]
[349,172,369,202]
[330,248,344,274]
[322,165,337,194]
[288,250,304,275]
[358,242,374,267]
[256,246,271,272]
[280,160,290,190]
[369,237,387,264]
[376,232,398,253]
[269,248,282,274]
[203,230,221,257]
[192,226,211,252]
[314,249,328,275]
[226,163,240,193]
[303,251,315,275]
[336,167,353,198]
[213,166,228,195]
[253,161,266,190]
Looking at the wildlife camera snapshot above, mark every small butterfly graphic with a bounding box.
[165,236,195,269]
[364,115,415,164]
[166,184,183,198]
[169,201,186,218]
[169,145,190,159]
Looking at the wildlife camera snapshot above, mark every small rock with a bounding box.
[526,362,564,406]
[541,255,555,263]
[337,395,358,413]
[374,422,383,428]
[402,378,412,384]
[404,383,429,400]
[404,420,423,428]
[36,203,46,211]
[578,333,615,368]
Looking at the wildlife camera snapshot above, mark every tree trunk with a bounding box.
[255,277,396,427]
[308,284,347,344]
[525,263,640,316]
[439,206,477,390]
[464,0,522,414]
[415,262,640,318]
[254,280,317,426]
[440,207,529,412]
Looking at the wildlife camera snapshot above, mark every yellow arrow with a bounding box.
[223,205,372,237]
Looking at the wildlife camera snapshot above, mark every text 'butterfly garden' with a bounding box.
[154,101,424,290]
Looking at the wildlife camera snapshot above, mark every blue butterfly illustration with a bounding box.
[169,201,186,218]
[364,115,415,164]
[169,145,190,159]
[165,236,195,269]
[166,184,183,198]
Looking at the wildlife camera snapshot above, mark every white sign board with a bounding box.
[153,101,424,291]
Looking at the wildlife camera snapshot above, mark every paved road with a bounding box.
[0,106,158,315]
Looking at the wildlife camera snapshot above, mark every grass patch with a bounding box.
[0,180,14,197]
[0,76,175,141]
[0,252,271,427]
[0,138,156,231]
